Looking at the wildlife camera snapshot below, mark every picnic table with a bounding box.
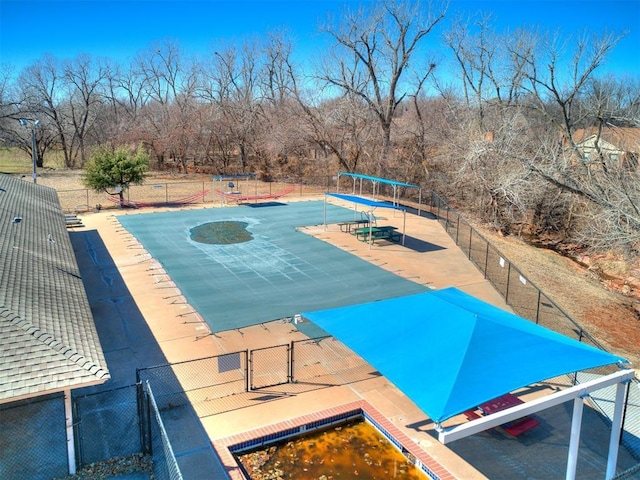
[354,225,401,243]
[339,219,371,233]
[464,393,540,437]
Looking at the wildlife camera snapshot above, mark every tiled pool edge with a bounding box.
[212,400,456,480]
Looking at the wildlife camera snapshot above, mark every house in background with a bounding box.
[573,126,640,169]
[0,174,110,476]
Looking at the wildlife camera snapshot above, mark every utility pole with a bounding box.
[19,119,40,183]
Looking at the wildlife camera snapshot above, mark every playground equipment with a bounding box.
[213,174,296,205]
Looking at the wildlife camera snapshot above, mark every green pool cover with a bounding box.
[117,201,428,334]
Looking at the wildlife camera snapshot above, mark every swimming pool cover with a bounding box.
[117,201,428,333]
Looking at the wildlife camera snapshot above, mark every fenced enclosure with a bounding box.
[0,383,184,480]
[73,385,141,466]
[136,336,375,418]
[0,393,68,480]
[144,382,184,480]
[32,174,639,475]
[56,176,333,213]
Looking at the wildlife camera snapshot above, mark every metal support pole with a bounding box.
[31,127,38,183]
[606,382,627,479]
[64,390,77,475]
[566,396,584,480]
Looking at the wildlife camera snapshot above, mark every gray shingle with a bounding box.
[0,175,110,403]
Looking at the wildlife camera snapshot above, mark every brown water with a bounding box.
[236,419,429,480]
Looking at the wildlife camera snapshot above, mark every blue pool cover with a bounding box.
[302,287,626,422]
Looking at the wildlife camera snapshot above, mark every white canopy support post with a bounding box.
[438,369,635,445]
[402,210,406,245]
[368,208,374,249]
[566,396,584,480]
[438,369,635,480]
[64,389,76,475]
[606,381,628,479]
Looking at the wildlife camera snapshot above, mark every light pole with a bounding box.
[19,118,40,184]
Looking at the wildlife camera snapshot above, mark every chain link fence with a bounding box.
[136,336,375,419]
[0,386,153,480]
[144,382,184,480]
[0,393,68,480]
[73,385,142,466]
[291,336,376,386]
[249,344,290,390]
[426,189,640,459]
[56,176,333,214]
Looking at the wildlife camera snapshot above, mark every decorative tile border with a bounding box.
[213,400,456,480]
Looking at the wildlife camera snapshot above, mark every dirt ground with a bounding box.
[36,170,640,366]
[475,228,640,365]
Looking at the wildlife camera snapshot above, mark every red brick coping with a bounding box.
[212,400,456,480]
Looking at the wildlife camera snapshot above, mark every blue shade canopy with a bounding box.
[302,287,626,422]
[326,192,405,210]
[338,172,420,189]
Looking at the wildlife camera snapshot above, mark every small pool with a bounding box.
[216,403,448,480]
[235,416,429,479]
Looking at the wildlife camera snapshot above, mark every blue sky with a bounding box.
[1,0,639,78]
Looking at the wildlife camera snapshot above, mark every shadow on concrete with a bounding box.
[419,399,638,480]
[399,235,446,253]
[70,230,225,479]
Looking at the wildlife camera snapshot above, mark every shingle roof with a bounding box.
[575,127,640,153]
[0,175,109,403]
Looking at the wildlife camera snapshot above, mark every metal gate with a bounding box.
[249,343,290,390]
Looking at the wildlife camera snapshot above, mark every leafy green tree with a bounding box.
[83,144,149,205]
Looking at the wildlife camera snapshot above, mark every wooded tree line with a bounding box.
[1,0,640,257]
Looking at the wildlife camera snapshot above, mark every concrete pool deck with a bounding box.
[72,196,636,479]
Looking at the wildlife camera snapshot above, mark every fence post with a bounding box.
[505,262,511,303]
[455,214,460,244]
[72,398,83,469]
[445,205,450,230]
[468,228,473,259]
[535,290,542,324]
[244,350,250,392]
[289,341,294,383]
[483,241,490,278]
[137,382,151,455]
[145,383,153,455]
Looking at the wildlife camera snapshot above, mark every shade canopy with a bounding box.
[302,287,626,422]
[325,192,406,211]
[337,172,420,189]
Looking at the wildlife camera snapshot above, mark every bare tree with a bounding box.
[200,42,267,172]
[320,0,446,174]
[61,54,111,165]
[444,14,532,131]
[132,41,200,171]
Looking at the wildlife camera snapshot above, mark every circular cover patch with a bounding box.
[190,221,253,244]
